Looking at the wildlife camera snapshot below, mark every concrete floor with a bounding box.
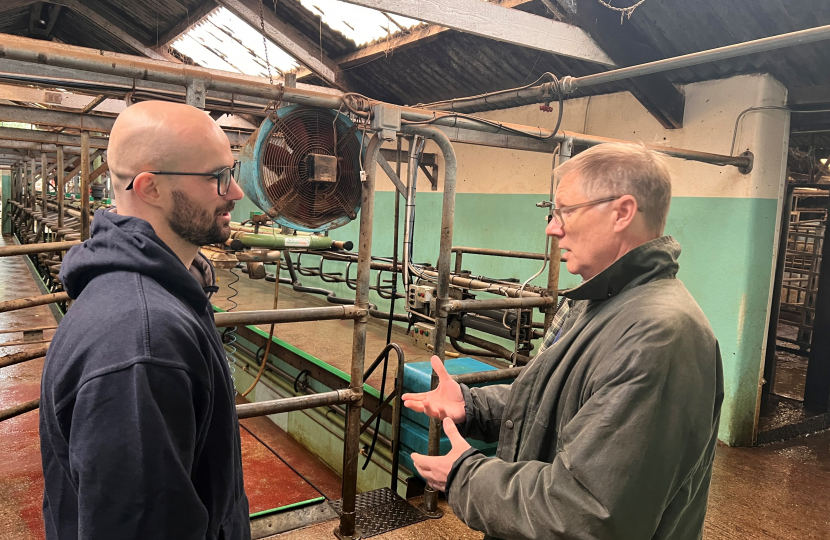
[1,241,829,539]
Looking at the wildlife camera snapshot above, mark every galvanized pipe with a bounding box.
[453,366,523,385]
[213,305,364,327]
[40,152,48,219]
[57,146,65,229]
[0,35,752,171]
[419,269,545,297]
[80,131,90,240]
[561,23,830,94]
[402,136,423,288]
[0,240,79,257]
[235,389,359,419]
[442,296,556,314]
[0,346,49,369]
[401,124,457,517]
[338,133,382,539]
[0,398,40,422]
[452,246,547,261]
[0,292,70,313]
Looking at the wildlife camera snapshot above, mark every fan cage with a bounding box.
[259,106,363,231]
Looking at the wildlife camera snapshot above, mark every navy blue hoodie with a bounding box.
[39,209,250,540]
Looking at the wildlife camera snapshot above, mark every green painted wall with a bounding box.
[232,191,778,446]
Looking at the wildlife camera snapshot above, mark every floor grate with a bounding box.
[331,487,427,537]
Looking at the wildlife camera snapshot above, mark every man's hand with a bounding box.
[412,417,472,492]
[402,356,466,423]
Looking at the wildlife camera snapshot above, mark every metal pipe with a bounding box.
[452,246,547,260]
[456,334,514,361]
[0,346,49,369]
[40,152,48,218]
[0,35,752,171]
[443,296,556,314]
[0,240,79,257]
[419,269,544,297]
[402,136,423,288]
[453,366,523,385]
[561,23,830,94]
[423,81,557,113]
[230,231,340,250]
[235,389,359,419]
[80,131,90,240]
[0,291,70,313]
[338,133,382,539]
[57,146,64,229]
[545,145,565,331]
[0,398,40,422]
[401,124,457,517]
[213,305,364,327]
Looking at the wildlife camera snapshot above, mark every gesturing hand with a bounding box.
[411,417,472,492]
[401,356,466,423]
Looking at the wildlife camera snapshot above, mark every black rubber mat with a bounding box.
[331,487,427,537]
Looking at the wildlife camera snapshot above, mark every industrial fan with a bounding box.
[237,105,364,232]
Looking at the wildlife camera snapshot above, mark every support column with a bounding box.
[335,134,381,540]
[57,146,65,229]
[29,157,36,210]
[804,194,830,411]
[40,152,48,219]
[80,132,90,240]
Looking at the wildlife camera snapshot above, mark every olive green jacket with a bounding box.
[447,237,724,540]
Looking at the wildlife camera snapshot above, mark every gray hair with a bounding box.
[557,142,673,234]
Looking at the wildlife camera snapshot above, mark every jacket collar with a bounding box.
[562,236,681,301]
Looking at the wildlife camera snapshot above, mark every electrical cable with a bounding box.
[223,266,241,391]
[730,106,830,156]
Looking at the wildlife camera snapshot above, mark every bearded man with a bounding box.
[39,101,250,540]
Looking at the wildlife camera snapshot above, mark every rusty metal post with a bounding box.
[57,146,64,229]
[80,131,90,240]
[401,125,457,518]
[29,157,36,210]
[40,152,48,219]
[335,134,382,540]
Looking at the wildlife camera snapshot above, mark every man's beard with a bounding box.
[166,189,235,246]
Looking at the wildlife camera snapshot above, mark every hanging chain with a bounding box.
[259,0,274,85]
[596,0,647,23]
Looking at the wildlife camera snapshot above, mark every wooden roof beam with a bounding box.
[571,0,685,129]
[337,0,614,66]
[51,0,168,61]
[156,0,220,47]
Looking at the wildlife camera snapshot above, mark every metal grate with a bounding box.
[331,488,427,537]
[260,106,362,231]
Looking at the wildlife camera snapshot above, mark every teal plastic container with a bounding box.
[398,358,513,478]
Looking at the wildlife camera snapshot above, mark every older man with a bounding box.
[39,101,248,540]
[403,143,724,540]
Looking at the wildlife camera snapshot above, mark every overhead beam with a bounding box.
[0,110,251,147]
[0,0,39,12]
[0,104,115,132]
[51,0,167,61]
[788,85,830,108]
[327,0,532,72]
[0,126,109,148]
[157,0,219,46]
[0,82,126,114]
[218,0,346,89]
[337,0,614,66]
[570,0,684,129]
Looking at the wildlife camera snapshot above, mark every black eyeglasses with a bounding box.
[537,196,621,228]
[125,161,240,196]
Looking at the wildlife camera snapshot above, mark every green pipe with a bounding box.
[232,232,336,250]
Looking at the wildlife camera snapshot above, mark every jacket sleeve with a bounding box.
[455,383,512,443]
[447,326,714,540]
[67,361,210,540]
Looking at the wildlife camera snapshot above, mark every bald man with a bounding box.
[39,101,249,540]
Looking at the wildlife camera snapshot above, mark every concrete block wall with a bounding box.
[230,73,790,446]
